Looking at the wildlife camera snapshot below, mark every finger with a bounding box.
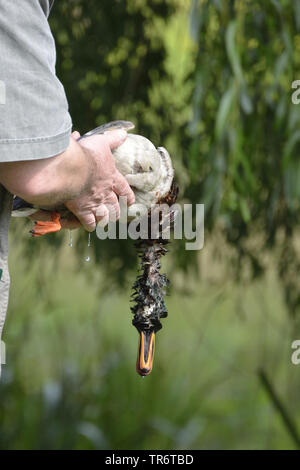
[95,204,110,227]
[103,192,120,221]
[72,131,81,140]
[113,172,135,206]
[76,212,97,232]
[104,129,127,150]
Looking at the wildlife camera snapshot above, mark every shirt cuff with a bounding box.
[0,125,72,162]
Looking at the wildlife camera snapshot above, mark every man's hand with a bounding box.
[65,129,135,231]
[0,129,135,232]
[28,129,135,231]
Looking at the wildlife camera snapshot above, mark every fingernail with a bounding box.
[85,226,95,232]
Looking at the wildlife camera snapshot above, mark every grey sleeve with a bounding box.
[0,0,72,162]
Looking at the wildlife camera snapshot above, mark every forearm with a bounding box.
[0,129,134,232]
[0,137,94,207]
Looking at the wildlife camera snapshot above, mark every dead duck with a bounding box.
[12,121,174,234]
[12,120,178,376]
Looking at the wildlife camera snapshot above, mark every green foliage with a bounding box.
[4,0,300,448]
[47,0,300,312]
[1,238,299,449]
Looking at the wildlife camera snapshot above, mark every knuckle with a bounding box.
[80,213,96,228]
[96,203,107,215]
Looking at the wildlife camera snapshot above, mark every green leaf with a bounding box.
[284,159,300,210]
[239,198,251,223]
[282,130,300,167]
[240,85,253,115]
[225,21,243,83]
[215,84,236,140]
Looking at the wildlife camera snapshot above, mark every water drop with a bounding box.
[84,232,91,262]
[69,230,73,247]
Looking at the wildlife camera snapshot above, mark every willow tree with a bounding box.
[36,0,300,314]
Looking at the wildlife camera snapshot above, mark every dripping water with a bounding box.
[85,232,91,262]
[69,230,73,247]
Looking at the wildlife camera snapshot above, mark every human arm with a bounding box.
[0,129,135,231]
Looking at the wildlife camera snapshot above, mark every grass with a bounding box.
[0,223,299,449]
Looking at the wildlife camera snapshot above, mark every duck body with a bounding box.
[12,120,174,225]
[12,120,178,377]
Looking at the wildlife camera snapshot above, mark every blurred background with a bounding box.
[1,0,300,449]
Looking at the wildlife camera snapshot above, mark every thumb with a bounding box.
[72,131,81,140]
[104,129,127,150]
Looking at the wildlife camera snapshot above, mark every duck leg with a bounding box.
[30,211,62,237]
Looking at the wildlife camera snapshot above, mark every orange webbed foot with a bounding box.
[30,212,62,237]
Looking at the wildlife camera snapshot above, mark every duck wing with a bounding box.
[12,196,37,217]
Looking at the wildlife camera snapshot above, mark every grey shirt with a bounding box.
[0,0,71,373]
[0,0,72,161]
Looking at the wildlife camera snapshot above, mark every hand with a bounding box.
[65,129,135,231]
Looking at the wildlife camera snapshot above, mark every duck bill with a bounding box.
[136,331,155,377]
